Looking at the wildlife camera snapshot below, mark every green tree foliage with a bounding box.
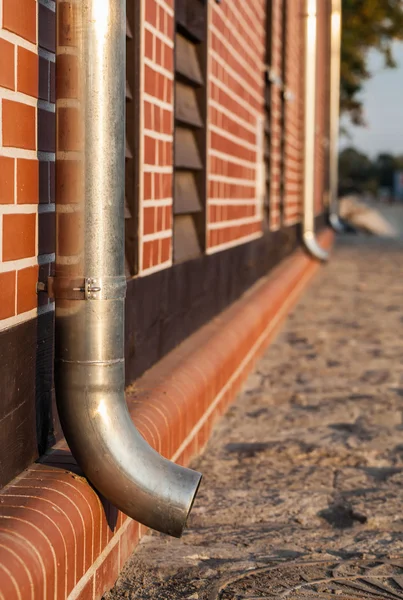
[339,147,402,195]
[341,0,403,125]
[339,147,374,193]
[375,153,397,188]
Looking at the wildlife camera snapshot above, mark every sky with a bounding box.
[340,41,403,158]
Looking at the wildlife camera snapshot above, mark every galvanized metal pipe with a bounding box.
[302,0,329,261]
[55,0,201,537]
[328,0,344,232]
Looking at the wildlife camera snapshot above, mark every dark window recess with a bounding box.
[263,0,273,227]
[125,1,141,276]
[174,0,207,263]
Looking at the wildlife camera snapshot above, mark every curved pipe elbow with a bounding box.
[303,232,329,262]
[56,360,202,538]
[329,213,345,233]
[54,0,201,539]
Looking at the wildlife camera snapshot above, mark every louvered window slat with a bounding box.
[124,196,131,218]
[175,127,203,170]
[126,80,133,101]
[126,18,133,39]
[125,139,133,159]
[173,1,207,263]
[175,34,204,86]
[174,172,202,215]
[176,0,206,42]
[174,214,202,263]
[175,83,203,128]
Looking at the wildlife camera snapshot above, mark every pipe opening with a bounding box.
[329,213,346,233]
[303,232,329,262]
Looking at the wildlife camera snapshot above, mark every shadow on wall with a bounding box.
[36,2,59,456]
[39,448,119,533]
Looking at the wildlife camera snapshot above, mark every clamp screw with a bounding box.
[36,281,47,294]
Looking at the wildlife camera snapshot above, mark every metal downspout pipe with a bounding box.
[55,0,201,537]
[302,0,329,261]
[328,0,345,232]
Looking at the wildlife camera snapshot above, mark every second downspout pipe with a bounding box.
[54,0,201,538]
[328,0,345,232]
[302,0,329,261]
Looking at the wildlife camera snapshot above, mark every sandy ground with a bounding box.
[106,206,403,599]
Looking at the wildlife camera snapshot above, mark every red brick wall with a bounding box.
[137,0,330,264]
[139,0,274,262]
[140,0,174,274]
[0,0,333,327]
[206,0,266,252]
[0,0,55,330]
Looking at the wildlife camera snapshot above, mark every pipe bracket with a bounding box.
[47,276,127,301]
[282,88,295,102]
[265,65,283,87]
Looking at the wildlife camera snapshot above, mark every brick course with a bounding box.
[17,264,38,313]
[0,270,15,319]
[2,100,36,150]
[2,213,36,261]
[3,0,37,44]
[0,38,15,90]
[17,46,38,98]
[17,158,39,204]
[0,156,14,204]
